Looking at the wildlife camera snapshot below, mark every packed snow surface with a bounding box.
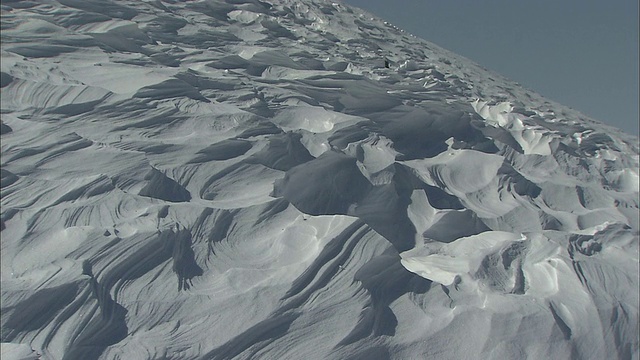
[1,0,639,359]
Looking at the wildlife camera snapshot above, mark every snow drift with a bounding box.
[1,0,638,359]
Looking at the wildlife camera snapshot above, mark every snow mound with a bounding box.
[401,231,526,286]
[472,99,558,155]
[271,106,361,133]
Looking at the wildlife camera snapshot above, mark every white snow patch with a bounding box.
[400,231,525,285]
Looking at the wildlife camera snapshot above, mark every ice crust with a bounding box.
[1,0,638,359]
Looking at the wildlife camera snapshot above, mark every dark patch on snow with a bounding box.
[2,283,80,338]
[191,139,253,162]
[0,169,19,188]
[249,132,314,171]
[549,304,572,340]
[0,72,13,88]
[139,168,191,203]
[274,151,372,216]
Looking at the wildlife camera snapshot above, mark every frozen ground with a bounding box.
[1,0,638,359]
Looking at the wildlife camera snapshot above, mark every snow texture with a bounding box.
[1,0,638,359]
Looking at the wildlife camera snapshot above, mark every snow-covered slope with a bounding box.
[1,0,638,359]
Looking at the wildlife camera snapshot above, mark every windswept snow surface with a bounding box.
[1,0,639,359]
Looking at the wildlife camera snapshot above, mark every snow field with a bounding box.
[1,0,638,359]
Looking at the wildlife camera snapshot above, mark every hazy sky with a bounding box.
[342,0,639,136]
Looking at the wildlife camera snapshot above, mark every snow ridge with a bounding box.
[1,0,638,359]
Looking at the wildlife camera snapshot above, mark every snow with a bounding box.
[400,231,526,286]
[1,0,638,359]
[0,343,40,360]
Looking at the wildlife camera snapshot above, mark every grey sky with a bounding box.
[342,0,639,136]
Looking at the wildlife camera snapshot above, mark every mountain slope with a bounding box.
[1,0,638,359]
